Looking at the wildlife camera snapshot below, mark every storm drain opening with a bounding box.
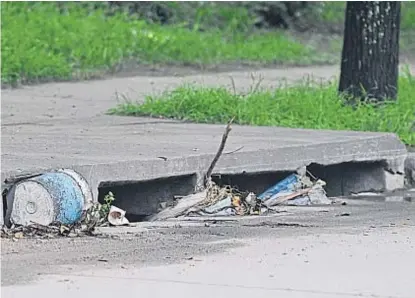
[96,160,395,223]
[211,160,390,197]
[98,174,198,222]
[1,160,398,227]
[308,161,391,196]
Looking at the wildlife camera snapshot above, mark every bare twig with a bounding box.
[204,118,235,187]
[264,188,312,207]
[306,169,318,181]
[224,146,244,155]
[229,76,237,96]
[250,73,264,95]
[4,172,43,185]
[147,190,208,221]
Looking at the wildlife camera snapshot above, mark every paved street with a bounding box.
[2,199,415,298]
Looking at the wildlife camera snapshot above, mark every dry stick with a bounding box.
[204,117,235,188]
[149,119,236,222]
[263,188,312,208]
[250,73,264,95]
[4,172,44,185]
[224,146,244,155]
[306,169,318,181]
[147,190,208,221]
[229,76,237,96]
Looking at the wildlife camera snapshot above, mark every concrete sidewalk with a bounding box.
[1,65,411,202]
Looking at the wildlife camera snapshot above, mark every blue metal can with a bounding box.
[6,169,92,226]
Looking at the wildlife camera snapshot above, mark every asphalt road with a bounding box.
[2,198,415,298]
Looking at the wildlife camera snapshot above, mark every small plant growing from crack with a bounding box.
[82,191,116,230]
[100,191,116,218]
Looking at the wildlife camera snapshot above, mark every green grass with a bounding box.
[1,2,315,85]
[110,75,415,145]
[2,2,414,86]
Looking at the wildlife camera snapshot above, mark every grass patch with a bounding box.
[2,2,414,85]
[1,2,316,85]
[111,75,415,145]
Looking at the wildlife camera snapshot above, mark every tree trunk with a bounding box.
[338,1,401,102]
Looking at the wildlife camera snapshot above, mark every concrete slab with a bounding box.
[1,115,407,194]
[1,65,409,204]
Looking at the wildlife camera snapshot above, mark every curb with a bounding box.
[405,152,415,186]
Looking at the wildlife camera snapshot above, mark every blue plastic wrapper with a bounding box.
[257,174,299,201]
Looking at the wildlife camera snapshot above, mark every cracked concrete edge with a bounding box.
[405,152,415,186]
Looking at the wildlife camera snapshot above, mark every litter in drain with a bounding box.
[148,169,333,221]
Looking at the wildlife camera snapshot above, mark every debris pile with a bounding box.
[189,171,332,215]
[185,183,261,217]
[150,170,332,221]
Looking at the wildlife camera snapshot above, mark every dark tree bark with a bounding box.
[339,1,401,102]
